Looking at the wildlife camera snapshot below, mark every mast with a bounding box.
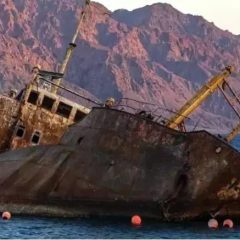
[166,66,233,130]
[52,0,91,94]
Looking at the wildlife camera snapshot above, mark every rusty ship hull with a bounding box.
[0,107,240,220]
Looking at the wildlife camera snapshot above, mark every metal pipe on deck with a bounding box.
[223,82,240,142]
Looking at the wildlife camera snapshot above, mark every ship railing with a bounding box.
[57,80,102,109]
[33,74,102,109]
[114,97,190,126]
[114,97,236,134]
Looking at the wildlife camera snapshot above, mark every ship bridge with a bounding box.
[0,68,97,151]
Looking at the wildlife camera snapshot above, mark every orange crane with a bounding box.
[226,123,240,142]
[166,66,233,130]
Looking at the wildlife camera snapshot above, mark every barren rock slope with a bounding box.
[1,0,240,132]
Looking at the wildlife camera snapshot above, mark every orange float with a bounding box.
[131,215,142,226]
[208,219,218,229]
[223,219,234,228]
[2,211,11,220]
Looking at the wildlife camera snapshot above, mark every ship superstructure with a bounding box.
[0,69,91,151]
[0,0,96,151]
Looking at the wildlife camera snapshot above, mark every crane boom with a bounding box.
[166,66,233,130]
[225,123,240,142]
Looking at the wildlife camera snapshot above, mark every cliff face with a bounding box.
[1,0,240,132]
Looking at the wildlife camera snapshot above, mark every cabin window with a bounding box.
[42,96,55,111]
[27,91,39,105]
[16,125,25,138]
[31,131,41,145]
[56,102,72,119]
[74,110,86,122]
[16,89,25,101]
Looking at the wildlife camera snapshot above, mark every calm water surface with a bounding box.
[1,137,240,239]
[1,216,240,239]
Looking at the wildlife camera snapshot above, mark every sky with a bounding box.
[97,0,240,35]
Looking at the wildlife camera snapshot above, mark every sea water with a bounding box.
[1,216,240,239]
[1,136,240,239]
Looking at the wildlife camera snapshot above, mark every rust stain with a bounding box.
[217,178,240,200]
[0,82,89,151]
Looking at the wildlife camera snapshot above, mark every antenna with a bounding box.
[52,0,91,94]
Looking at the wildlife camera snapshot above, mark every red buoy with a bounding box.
[2,211,11,220]
[208,219,218,229]
[131,215,142,226]
[223,219,234,228]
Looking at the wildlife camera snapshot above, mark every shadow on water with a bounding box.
[1,216,240,239]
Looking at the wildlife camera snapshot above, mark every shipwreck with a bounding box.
[0,0,240,221]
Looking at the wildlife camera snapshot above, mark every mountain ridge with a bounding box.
[0,0,240,132]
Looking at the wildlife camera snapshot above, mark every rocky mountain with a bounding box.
[1,0,240,132]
